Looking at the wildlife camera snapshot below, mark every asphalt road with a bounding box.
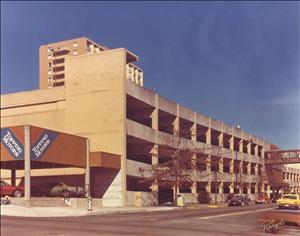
[1,204,299,236]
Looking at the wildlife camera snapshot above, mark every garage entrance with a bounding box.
[158,187,173,205]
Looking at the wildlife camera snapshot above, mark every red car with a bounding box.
[0,180,24,197]
[255,193,271,204]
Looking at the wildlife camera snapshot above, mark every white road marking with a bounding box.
[285,228,300,232]
[170,220,186,223]
[198,207,274,220]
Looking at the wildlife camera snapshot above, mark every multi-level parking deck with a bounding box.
[125,80,271,202]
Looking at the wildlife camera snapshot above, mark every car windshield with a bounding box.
[282,195,297,199]
[0,181,9,186]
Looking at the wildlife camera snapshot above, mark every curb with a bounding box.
[1,205,178,218]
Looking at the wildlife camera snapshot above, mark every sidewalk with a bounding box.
[185,203,229,209]
[0,204,178,217]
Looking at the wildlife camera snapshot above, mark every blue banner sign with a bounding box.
[31,130,58,160]
[1,128,24,160]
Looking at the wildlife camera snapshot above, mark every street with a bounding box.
[1,204,299,236]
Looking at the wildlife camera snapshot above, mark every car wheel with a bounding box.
[13,189,22,198]
[62,190,70,198]
[278,206,283,209]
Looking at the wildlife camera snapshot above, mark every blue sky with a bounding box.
[1,1,299,149]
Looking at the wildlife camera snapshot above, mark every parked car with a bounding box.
[228,195,250,206]
[255,193,271,204]
[0,180,24,198]
[277,194,300,210]
[31,182,86,198]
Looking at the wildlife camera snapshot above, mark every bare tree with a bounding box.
[138,129,222,206]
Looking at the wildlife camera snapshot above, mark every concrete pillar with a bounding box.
[206,118,211,193]
[239,160,243,183]
[130,67,135,82]
[206,182,211,193]
[247,162,251,175]
[151,108,158,130]
[173,185,180,200]
[85,139,90,197]
[254,144,258,175]
[248,141,252,156]
[206,155,211,173]
[261,146,265,167]
[151,95,159,193]
[239,139,243,153]
[218,126,224,177]
[219,157,223,174]
[247,183,251,195]
[126,64,130,80]
[261,183,265,193]
[229,182,234,194]
[140,71,144,86]
[151,145,158,166]
[24,125,31,200]
[173,105,180,136]
[239,182,243,194]
[239,139,244,194]
[173,117,179,136]
[11,169,16,186]
[151,144,159,193]
[219,182,224,194]
[206,118,211,145]
[254,144,258,156]
[229,136,234,151]
[134,68,139,84]
[218,132,223,147]
[151,93,159,133]
[255,183,258,194]
[191,113,197,141]
[191,182,197,194]
[247,142,251,175]
[229,159,234,174]
[191,152,197,194]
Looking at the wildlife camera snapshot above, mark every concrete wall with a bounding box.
[127,191,158,207]
[65,48,127,206]
[1,88,66,131]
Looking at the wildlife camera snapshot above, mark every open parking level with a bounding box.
[1,204,299,235]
